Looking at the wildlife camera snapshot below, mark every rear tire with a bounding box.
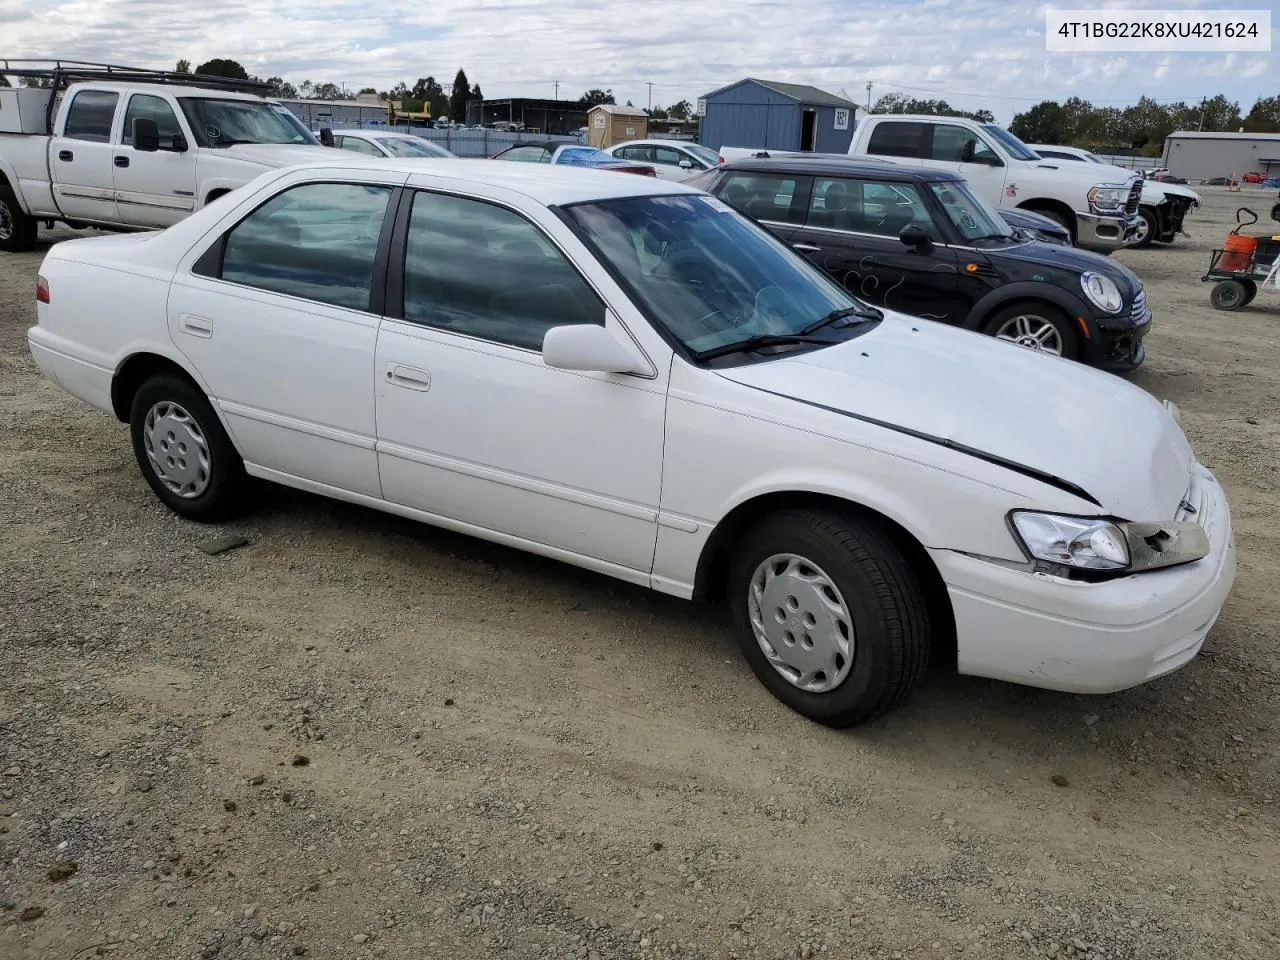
[1210,279,1248,311]
[129,373,250,522]
[727,509,931,727]
[0,186,38,253]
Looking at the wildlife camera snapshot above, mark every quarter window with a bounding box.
[219,182,393,311]
[402,191,604,350]
[63,90,119,143]
[716,172,802,223]
[121,94,184,149]
[865,121,929,159]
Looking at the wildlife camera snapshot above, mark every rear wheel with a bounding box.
[1240,279,1258,306]
[727,509,931,727]
[983,302,1079,361]
[129,373,250,522]
[1210,279,1249,311]
[0,186,38,253]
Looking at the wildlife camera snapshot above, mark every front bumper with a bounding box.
[934,462,1235,695]
[1076,211,1142,253]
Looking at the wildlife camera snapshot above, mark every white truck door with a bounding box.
[49,89,122,224]
[920,122,1008,208]
[113,92,197,228]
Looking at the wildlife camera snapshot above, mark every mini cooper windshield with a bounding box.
[564,194,880,359]
[928,179,1013,242]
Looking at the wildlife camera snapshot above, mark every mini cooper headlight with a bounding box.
[1081,271,1124,314]
[1011,511,1210,577]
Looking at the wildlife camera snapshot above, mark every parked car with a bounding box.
[489,141,655,176]
[0,61,335,251]
[689,156,1151,370]
[1027,144,1200,248]
[604,139,719,181]
[328,129,456,159]
[27,159,1235,727]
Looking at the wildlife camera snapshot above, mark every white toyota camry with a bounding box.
[27,158,1236,727]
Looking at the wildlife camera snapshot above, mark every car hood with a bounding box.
[982,238,1143,295]
[715,316,1192,520]
[214,143,338,167]
[1143,180,1201,204]
[1030,160,1137,187]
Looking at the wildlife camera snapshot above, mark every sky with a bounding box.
[0,0,1274,124]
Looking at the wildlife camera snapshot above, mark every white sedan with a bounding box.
[605,138,720,181]
[330,129,456,159]
[28,159,1235,727]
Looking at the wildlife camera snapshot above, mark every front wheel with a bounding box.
[1210,279,1249,311]
[983,303,1079,361]
[0,186,38,253]
[129,373,250,522]
[1130,207,1158,249]
[727,509,931,727]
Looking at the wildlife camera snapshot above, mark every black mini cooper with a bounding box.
[687,156,1151,371]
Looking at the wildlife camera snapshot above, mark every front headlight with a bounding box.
[1010,510,1211,578]
[1080,271,1124,314]
[1087,183,1128,214]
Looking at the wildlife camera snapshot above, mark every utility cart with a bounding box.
[1203,205,1280,311]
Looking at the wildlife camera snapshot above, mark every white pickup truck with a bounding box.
[718,115,1142,254]
[0,64,335,252]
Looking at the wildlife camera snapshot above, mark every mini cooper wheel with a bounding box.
[1210,279,1248,311]
[727,509,931,727]
[984,303,1079,361]
[129,373,249,521]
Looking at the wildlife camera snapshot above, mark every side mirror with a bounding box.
[900,223,933,249]
[172,132,189,153]
[319,127,335,147]
[678,159,693,169]
[542,323,650,375]
[133,117,160,152]
[960,140,976,163]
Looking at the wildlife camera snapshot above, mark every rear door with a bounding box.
[113,92,197,228]
[49,88,122,223]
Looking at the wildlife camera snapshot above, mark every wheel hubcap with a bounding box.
[0,201,13,242]
[143,401,211,498]
[1135,216,1149,242]
[994,314,1063,355]
[747,554,854,694]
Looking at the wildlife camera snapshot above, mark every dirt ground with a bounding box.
[1,186,1277,960]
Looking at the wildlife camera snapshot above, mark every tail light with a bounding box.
[717,156,723,164]
[36,276,49,304]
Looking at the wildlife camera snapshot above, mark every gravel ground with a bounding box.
[1,186,1277,960]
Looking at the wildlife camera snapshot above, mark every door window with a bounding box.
[498,146,550,163]
[339,137,383,156]
[617,145,653,162]
[716,172,802,223]
[807,178,932,237]
[218,182,393,311]
[654,146,683,166]
[121,94,185,150]
[929,124,998,164]
[402,191,605,351]
[63,90,119,143]
[864,121,929,159]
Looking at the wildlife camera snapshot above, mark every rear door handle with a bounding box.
[58,150,73,162]
[385,363,432,391]
[792,243,821,253]
[114,156,129,168]
[179,314,213,338]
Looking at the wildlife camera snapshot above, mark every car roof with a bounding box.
[718,154,962,182]
[71,81,269,103]
[280,157,701,205]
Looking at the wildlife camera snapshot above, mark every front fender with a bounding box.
[962,281,1093,332]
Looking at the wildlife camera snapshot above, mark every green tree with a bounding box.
[449,68,471,122]
[311,82,342,100]
[667,99,692,120]
[1010,101,1067,143]
[1243,95,1280,132]
[264,77,297,99]
[359,87,377,95]
[471,83,483,103]
[580,88,615,107]
[194,58,249,80]
[175,59,191,74]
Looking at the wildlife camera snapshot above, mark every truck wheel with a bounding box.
[1130,207,1158,248]
[1027,207,1075,245]
[727,509,931,727]
[0,186,38,253]
[983,303,1079,361]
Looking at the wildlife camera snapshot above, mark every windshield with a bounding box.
[563,194,872,357]
[557,146,617,165]
[178,98,318,147]
[684,143,719,166]
[980,124,1038,161]
[377,137,453,158]
[927,180,1012,241]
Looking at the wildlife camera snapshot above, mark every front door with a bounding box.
[789,176,962,323]
[167,178,397,497]
[49,89,121,224]
[113,93,197,228]
[374,187,667,575]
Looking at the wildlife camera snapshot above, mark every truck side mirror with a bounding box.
[961,140,976,163]
[133,118,160,152]
[319,127,335,147]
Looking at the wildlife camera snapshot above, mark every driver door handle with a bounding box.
[792,243,822,253]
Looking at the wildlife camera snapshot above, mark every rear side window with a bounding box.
[716,172,803,224]
[865,121,929,159]
[219,182,393,311]
[63,90,119,143]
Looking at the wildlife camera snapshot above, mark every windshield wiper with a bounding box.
[798,305,883,335]
[692,333,834,362]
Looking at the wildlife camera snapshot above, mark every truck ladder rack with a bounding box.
[0,59,272,96]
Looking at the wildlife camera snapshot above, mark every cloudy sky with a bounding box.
[0,0,1274,121]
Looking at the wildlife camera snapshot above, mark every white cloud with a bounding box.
[1,0,1274,123]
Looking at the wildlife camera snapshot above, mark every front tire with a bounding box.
[129,374,249,522]
[1131,207,1158,249]
[727,509,931,727]
[983,302,1079,361]
[0,186,38,253]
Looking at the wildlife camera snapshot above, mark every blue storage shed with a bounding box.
[696,78,857,154]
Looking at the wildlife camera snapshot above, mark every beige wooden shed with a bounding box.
[586,104,650,148]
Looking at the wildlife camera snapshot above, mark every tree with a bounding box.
[1243,95,1280,133]
[448,69,471,123]
[972,108,994,123]
[311,82,343,100]
[298,80,314,99]
[580,88,615,107]
[667,99,692,120]
[471,83,483,103]
[646,105,669,119]
[264,77,297,99]
[359,87,377,96]
[1010,101,1066,144]
[194,58,249,80]
[870,93,990,121]
[175,59,191,74]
